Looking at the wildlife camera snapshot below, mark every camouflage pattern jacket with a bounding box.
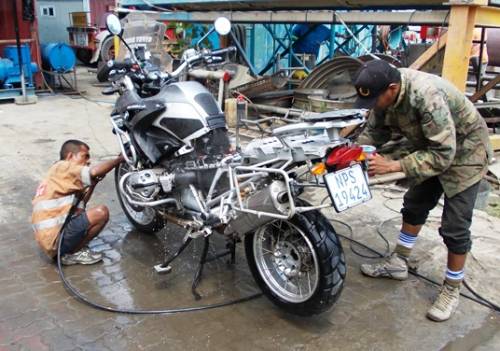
[357,68,492,198]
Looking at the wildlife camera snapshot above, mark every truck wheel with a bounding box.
[96,36,115,82]
[100,35,115,62]
[75,48,92,65]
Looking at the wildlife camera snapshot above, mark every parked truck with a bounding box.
[67,0,115,65]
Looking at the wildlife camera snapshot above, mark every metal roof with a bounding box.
[119,0,453,11]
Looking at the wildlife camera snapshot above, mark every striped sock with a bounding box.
[445,268,464,287]
[397,231,418,248]
[394,231,417,258]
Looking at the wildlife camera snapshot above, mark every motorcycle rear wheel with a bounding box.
[245,203,345,316]
[114,163,165,234]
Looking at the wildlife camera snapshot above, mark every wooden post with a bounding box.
[441,4,479,92]
[409,32,448,71]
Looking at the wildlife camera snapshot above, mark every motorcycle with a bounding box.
[101,14,371,316]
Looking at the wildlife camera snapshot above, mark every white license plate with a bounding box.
[324,164,372,212]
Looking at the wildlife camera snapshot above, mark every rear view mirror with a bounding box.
[106,15,122,36]
[214,17,231,36]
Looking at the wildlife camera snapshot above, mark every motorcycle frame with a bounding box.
[117,145,336,225]
[108,75,366,229]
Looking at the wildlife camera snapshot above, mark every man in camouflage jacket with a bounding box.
[353,60,491,322]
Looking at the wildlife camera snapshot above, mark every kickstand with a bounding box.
[154,237,193,274]
[192,236,210,300]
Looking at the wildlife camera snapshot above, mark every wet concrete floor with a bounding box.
[0,71,499,350]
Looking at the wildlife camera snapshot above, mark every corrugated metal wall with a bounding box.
[37,0,84,44]
[0,0,43,87]
[89,0,115,29]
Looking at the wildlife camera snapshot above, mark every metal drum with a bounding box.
[41,43,76,72]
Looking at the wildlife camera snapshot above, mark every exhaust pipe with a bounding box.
[225,181,290,236]
[119,172,180,208]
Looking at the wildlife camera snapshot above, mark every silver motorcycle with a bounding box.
[102,15,371,315]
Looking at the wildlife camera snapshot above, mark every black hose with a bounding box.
[321,195,391,259]
[463,280,500,311]
[56,194,498,314]
[56,200,261,315]
[328,217,500,313]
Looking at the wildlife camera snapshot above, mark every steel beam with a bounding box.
[117,9,452,26]
[475,6,500,27]
[119,0,450,11]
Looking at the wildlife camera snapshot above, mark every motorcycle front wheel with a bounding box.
[114,162,165,234]
[245,204,345,316]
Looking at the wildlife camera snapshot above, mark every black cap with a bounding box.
[353,60,401,109]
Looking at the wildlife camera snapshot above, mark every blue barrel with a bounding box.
[41,43,76,72]
[4,45,32,66]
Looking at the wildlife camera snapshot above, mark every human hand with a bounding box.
[91,175,105,186]
[367,154,402,176]
[113,154,125,168]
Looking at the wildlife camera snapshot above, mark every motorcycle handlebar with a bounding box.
[111,60,134,70]
[97,60,135,82]
[210,47,237,56]
[170,47,236,78]
[102,46,237,90]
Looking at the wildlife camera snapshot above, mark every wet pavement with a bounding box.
[0,70,499,350]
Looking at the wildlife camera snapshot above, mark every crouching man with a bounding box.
[32,140,123,265]
[353,60,492,321]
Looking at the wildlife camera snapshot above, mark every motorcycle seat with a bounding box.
[302,109,366,122]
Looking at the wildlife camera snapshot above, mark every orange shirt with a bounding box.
[32,161,91,257]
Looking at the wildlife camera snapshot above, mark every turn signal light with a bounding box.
[310,162,326,175]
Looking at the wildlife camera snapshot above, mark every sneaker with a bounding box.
[82,246,103,261]
[426,282,460,322]
[60,249,103,266]
[360,253,408,280]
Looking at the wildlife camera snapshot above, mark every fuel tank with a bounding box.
[151,81,226,142]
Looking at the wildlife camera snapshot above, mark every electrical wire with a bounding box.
[71,92,116,105]
[322,187,500,313]
[321,194,391,259]
[55,185,498,313]
[36,68,115,105]
[333,221,499,312]
[139,0,174,13]
[56,199,261,315]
